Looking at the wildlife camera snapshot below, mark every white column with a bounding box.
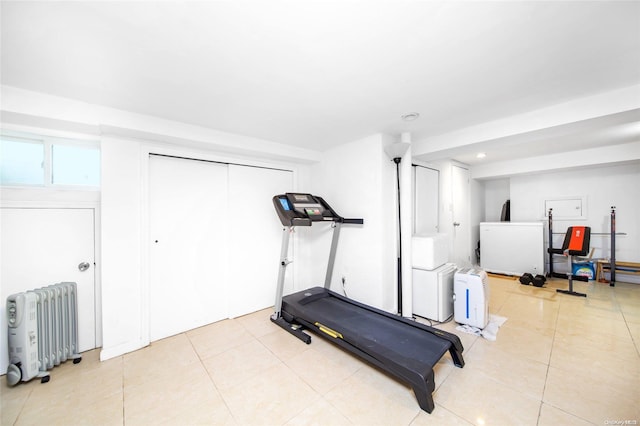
[400,132,413,318]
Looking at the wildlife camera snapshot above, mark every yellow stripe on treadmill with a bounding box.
[314,322,343,339]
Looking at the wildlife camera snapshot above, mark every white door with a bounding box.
[413,165,439,235]
[0,207,96,370]
[227,165,293,317]
[452,165,471,267]
[148,155,229,342]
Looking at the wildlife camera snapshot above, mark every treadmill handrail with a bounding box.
[273,192,365,315]
[313,195,364,225]
[342,218,364,225]
[273,193,365,227]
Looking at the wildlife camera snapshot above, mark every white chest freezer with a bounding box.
[480,222,544,276]
[412,263,456,322]
[454,268,489,329]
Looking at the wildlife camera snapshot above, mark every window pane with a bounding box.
[52,144,100,186]
[0,138,45,185]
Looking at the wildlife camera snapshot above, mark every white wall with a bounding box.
[509,163,640,279]
[472,142,640,181]
[100,137,144,358]
[100,139,310,360]
[470,177,485,265]
[430,160,463,265]
[418,85,640,170]
[484,179,510,222]
[7,84,638,364]
[1,87,318,361]
[1,86,321,164]
[4,86,403,360]
[308,134,396,311]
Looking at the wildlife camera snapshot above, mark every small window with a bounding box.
[0,132,100,188]
[0,137,45,185]
[52,144,100,186]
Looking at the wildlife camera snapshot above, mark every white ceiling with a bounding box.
[2,1,639,166]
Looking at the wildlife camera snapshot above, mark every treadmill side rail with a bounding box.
[270,314,311,344]
[292,312,438,413]
[280,287,465,414]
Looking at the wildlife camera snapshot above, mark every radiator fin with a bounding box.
[6,282,82,385]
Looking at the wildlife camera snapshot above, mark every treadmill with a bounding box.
[271,193,464,414]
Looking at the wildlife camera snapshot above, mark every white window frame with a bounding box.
[1,129,100,190]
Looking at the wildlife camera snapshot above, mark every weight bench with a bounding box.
[548,226,591,297]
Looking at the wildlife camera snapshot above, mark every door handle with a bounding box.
[78,262,91,272]
[453,222,461,227]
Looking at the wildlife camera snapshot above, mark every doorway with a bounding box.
[452,165,471,267]
[148,155,229,342]
[413,165,439,235]
[147,154,294,341]
[0,207,97,370]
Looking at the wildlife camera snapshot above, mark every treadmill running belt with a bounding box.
[282,287,452,370]
[310,297,449,364]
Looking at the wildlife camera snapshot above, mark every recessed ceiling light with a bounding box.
[476,152,487,159]
[401,112,420,121]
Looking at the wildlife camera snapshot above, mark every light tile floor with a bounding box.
[2,276,639,425]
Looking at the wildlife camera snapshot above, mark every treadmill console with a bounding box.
[273,193,343,226]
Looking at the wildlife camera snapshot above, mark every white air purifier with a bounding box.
[454,268,489,329]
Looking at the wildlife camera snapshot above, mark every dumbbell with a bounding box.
[520,273,547,287]
[519,273,534,285]
[532,274,546,287]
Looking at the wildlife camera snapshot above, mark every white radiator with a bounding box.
[6,282,82,385]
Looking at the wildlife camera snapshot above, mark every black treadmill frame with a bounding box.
[270,193,465,413]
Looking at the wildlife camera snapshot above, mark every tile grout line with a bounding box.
[538,287,602,426]
[10,386,33,426]
[121,355,125,426]
[613,290,640,358]
[194,316,323,425]
[184,328,242,426]
[252,324,358,425]
[536,291,561,426]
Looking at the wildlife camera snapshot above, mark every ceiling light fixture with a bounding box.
[384,142,410,162]
[476,152,487,159]
[401,112,420,121]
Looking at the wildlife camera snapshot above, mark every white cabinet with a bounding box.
[543,196,586,220]
[412,264,456,322]
[480,222,545,276]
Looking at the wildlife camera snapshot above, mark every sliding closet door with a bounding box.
[227,165,293,317]
[148,155,229,341]
[414,165,439,234]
